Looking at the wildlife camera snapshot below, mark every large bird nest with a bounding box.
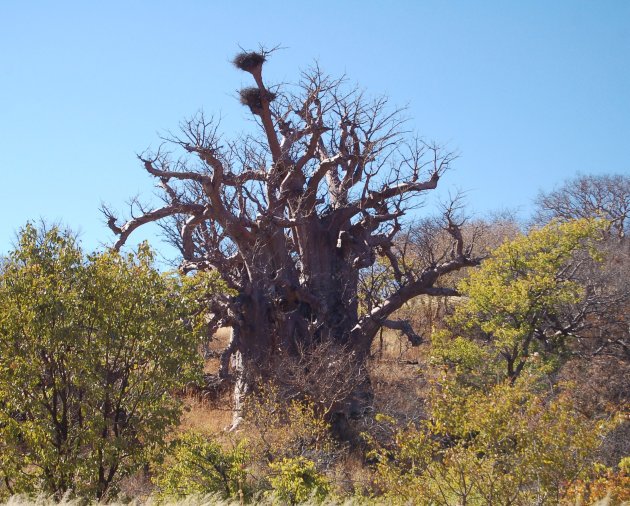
[239,86,277,114]
[233,51,266,72]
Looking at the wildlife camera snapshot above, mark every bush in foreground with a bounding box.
[368,373,612,505]
[0,224,205,500]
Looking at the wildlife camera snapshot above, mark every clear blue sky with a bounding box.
[1,1,628,259]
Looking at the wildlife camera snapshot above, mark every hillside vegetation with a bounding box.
[1,198,628,504]
[1,47,628,504]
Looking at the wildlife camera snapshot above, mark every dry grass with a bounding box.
[1,494,377,505]
[178,396,233,434]
[329,453,375,498]
[3,489,625,506]
[211,328,232,348]
[171,327,235,436]
[3,494,621,505]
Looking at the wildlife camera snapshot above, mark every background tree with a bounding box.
[534,173,630,239]
[0,223,205,500]
[103,50,480,428]
[534,172,629,414]
[440,218,607,381]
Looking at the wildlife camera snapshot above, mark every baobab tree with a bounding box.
[104,50,480,429]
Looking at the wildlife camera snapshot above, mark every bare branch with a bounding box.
[106,203,205,251]
[382,319,423,346]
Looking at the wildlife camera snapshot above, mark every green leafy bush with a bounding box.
[267,457,330,505]
[368,374,609,505]
[154,431,249,500]
[0,223,209,500]
[444,218,607,381]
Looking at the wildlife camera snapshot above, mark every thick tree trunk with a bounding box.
[228,224,374,435]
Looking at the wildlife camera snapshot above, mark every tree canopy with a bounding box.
[435,218,608,381]
[0,224,205,500]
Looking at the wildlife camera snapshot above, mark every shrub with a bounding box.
[0,223,208,500]
[243,385,339,468]
[368,374,610,505]
[267,457,330,505]
[450,218,607,381]
[154,431,249,500]
[565,457,630,505]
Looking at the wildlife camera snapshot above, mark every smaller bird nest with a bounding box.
[233,51,266,72]
[239,87,277,114]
